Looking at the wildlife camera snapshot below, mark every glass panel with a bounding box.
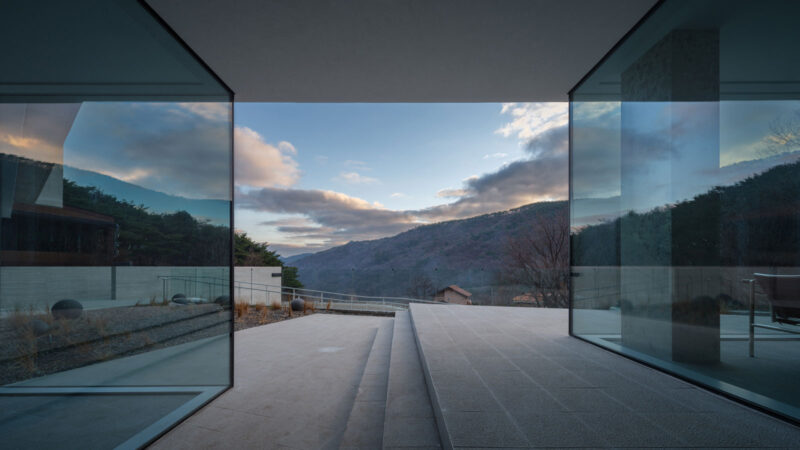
[571,0,800,422]
[0,1,232,448]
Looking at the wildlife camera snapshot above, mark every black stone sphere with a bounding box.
[51,299,83,320]
[214,295,231,309]
[172,293,187,301]
[290,298,305,311]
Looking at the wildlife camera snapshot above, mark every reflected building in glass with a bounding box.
[0,1,233,448]
[571,0,800,423]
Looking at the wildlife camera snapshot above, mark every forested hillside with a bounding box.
[572,161,800,267]
[292,201,567,300]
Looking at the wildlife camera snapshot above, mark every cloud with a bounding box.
[419,156,567,221]
[237,187,419,246]
[0,103,81,164]
[235,126,300,188]
[63,102,234,199]
[175,102,229,122]
[390,192,407,198]
[525,125,568,157]
[277,225,335,234]
[238,102,571,253]
[436,188,468,198]
[343,159,370,170]
[496,102,568,143]
[334,171,378,184]
[238,151,568,252]
[60,102,300,200]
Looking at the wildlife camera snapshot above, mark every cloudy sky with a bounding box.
[234,102,568,256]
[5,99,797,257]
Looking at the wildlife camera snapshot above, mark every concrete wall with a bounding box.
[233,266,282,305]
[573,266,800,312]
[0,265,284,312]
[0,266,229,312]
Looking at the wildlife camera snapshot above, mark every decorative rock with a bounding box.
[51,299,83,320]
[172,297,191,305]
[291,298,305,312]
[30,318,51,336]
[214,295,231,309]
[172,293,187,301]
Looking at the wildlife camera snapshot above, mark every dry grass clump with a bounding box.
[234,301,250,318]
[254,303,267,313]
[303,301,316,314]
[270,301,281,311]
[85,315,108,337]
[326,300,332,311]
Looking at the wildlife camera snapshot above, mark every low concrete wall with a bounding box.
[0,266,229,312]
[0,265,284,312]
[233,266,282,305]
[573,266,800,311]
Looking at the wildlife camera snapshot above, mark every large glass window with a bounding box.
[571,0,800,422]
[0,1,233,448]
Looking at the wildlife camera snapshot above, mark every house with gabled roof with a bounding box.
[434,285,472,305]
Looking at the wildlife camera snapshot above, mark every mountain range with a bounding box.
[291,200,566,301]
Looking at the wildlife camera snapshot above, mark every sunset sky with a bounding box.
[233,102,568,256]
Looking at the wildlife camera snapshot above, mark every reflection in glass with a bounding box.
[571,0,800,423]
[0,1,233,448]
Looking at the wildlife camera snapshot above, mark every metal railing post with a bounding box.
[749,278,755,358]
[742,278,755,358]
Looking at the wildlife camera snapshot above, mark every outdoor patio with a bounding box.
[150,305,800,449]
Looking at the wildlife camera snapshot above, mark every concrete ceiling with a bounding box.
[146,0,658,102]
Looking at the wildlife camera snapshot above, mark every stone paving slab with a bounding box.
[409,304,800,449]
[150,314,390,450]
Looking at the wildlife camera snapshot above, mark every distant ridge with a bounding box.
[64,166,229,225]
[293,201,567,299]
[282,253,313,265]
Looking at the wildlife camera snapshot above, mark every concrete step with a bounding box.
[382,311,441,450]
[339,318,395,449]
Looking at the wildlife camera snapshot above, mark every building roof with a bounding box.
[437,285,472,298]
[147,0,657,102]
[13,203,115,226]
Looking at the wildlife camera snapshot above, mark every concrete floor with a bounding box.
[573,308,800,416]
[148,306,800,449]
[150,314,391,449]
[412,304,800,448]
[1,334,229,449]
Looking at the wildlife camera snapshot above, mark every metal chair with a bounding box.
[742,273,800,357]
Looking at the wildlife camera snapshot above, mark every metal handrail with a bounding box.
[156,275,439,311]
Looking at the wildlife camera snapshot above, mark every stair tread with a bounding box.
[383,311,442,449]
[339,318,395,449]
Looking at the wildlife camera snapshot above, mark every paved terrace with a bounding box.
[152,305,800,449]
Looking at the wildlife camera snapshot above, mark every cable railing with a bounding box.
[156,275,438,312]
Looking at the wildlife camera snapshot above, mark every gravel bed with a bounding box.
[1,302,319,386]
[0,304,230,385]
[234,304,313,332]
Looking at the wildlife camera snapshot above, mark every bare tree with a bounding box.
[760,109,800,158]
[501,206,569,307]
[406,272,436,300]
